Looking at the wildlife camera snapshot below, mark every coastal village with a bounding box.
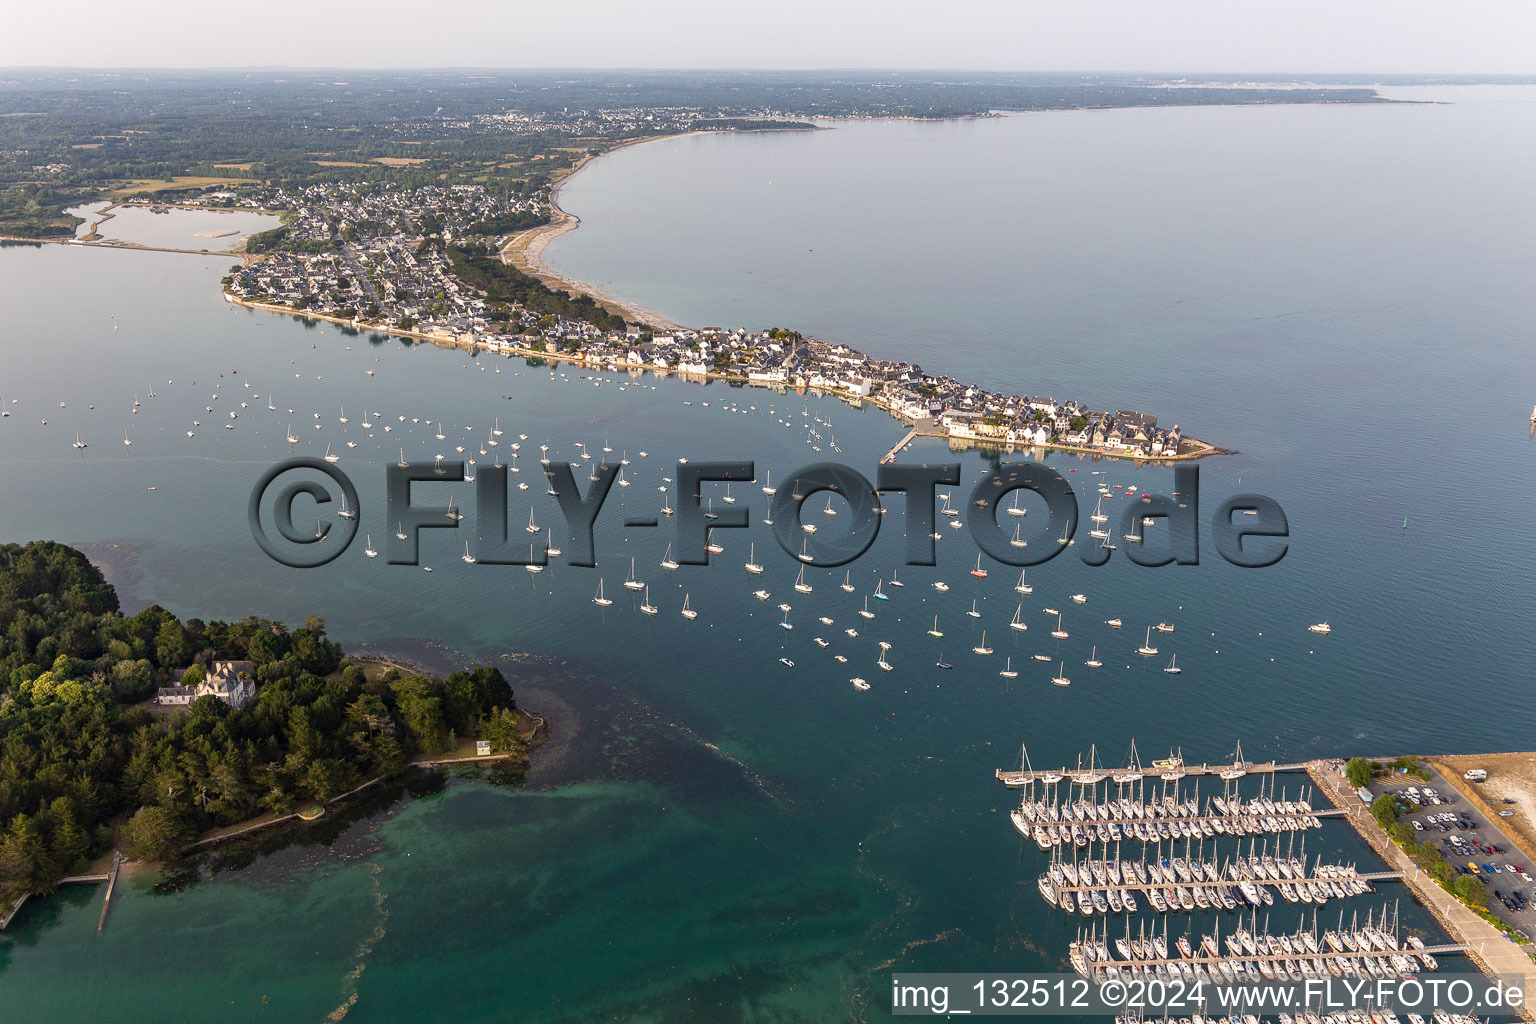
[219,179,1206,461]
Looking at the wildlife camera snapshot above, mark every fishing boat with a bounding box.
[746,544,764,575]
[971,554,989,579]
[999,657,1018,679]
[753,589,770,601]
[1163,654,1181,675]
[1051,662,1071,687]
[640,586,658,615]
[972,631,993,656]
[1032,654,1052,662]
[851,677,870,690]
[778,657,794,668]
[624,557,645,590]
[1155,622,1175,634]
[932,581,949,592]
[1105,618,1123,628]
[1051,614,1068,639]
[1014,569,1033,594]
[1137,627,1159,656]
[794,566,813,594]
[592,580,612,606]
[681,594,697,620]
[1010,604,1027,632]
[1308,622,1332,635]
[927,616,944,638]
[661,544,679,571]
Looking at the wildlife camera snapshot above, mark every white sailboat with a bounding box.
[640,586,658,615]
[722,482,734,504]
[1051,614,1068,639]
[840,570,854,593]
[888,568,903,588]
[364,535,378,558]
[323,442,339,463]
[1163,654,1182,675]
[526,507,540,534]
[661,544,679,571]
[462,542,476,564]
[624,557,645,590]
[794,566,813,594]
[593,580,613,606]
[1009,522,1027,548]
[337,495,357,520]
[1051,661,1071,687]
[525,544,543,573]
[395,521,408,541]
[1008,604,1027,632]
[927,616,944,638]
[1014,568,1033,594]
[999,657,1018,679]
[967,599,981,619]
[972,631,993,655]
[1137,627,1159,656]
[745,543,764,575]
[779,607,793,630]
[859,598,874,620]
[705,528,723,555]
[971,554,988,578]
[544,529,560,557]
[1057,520,1071,545]
[1085,646,1102,668]
[445,495,463,522]
[287,424,299,444]
[122,430,131,447]
[1007,491,1026,516]
[761,470,775,495]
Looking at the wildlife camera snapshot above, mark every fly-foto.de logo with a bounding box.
[248,458,1289,570]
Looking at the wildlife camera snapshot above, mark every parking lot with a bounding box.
[1374,764,1536,941]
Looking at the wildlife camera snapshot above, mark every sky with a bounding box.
[2,0,1533,74]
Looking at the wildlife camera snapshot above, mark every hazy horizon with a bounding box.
[2,0,1533,76]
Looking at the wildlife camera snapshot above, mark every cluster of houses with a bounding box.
[156,660,258,709]
[222,179,1197,460]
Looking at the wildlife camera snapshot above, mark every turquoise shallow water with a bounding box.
[1,86,1534,1021]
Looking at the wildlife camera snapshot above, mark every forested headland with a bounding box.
[0,540,531,903]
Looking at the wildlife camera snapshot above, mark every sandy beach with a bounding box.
[499,133,709,332]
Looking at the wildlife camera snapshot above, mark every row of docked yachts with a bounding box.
[1070,919,1439,984]
[1039,854,1375,916]
[1014,792,1322,849]
[1116,1013,1481,1024]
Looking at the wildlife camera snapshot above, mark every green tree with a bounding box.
[1452,873,1486,905]
[1344,758,1374,788]
[121,806,193,861]
[1370,794,1399,829]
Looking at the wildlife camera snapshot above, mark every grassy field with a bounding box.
[374,156,428,166]
[108,176,247,197]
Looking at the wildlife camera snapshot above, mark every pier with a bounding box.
[1081,943,1468,976]
[97,851,123,933]
[882,425,918,463]
[1051,870,1402,897]
[997,762,1308,786]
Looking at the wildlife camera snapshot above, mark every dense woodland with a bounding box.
[446,243,627,333]
[0,541,526,902]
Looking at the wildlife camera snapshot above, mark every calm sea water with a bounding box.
[1,87,1534,1022]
